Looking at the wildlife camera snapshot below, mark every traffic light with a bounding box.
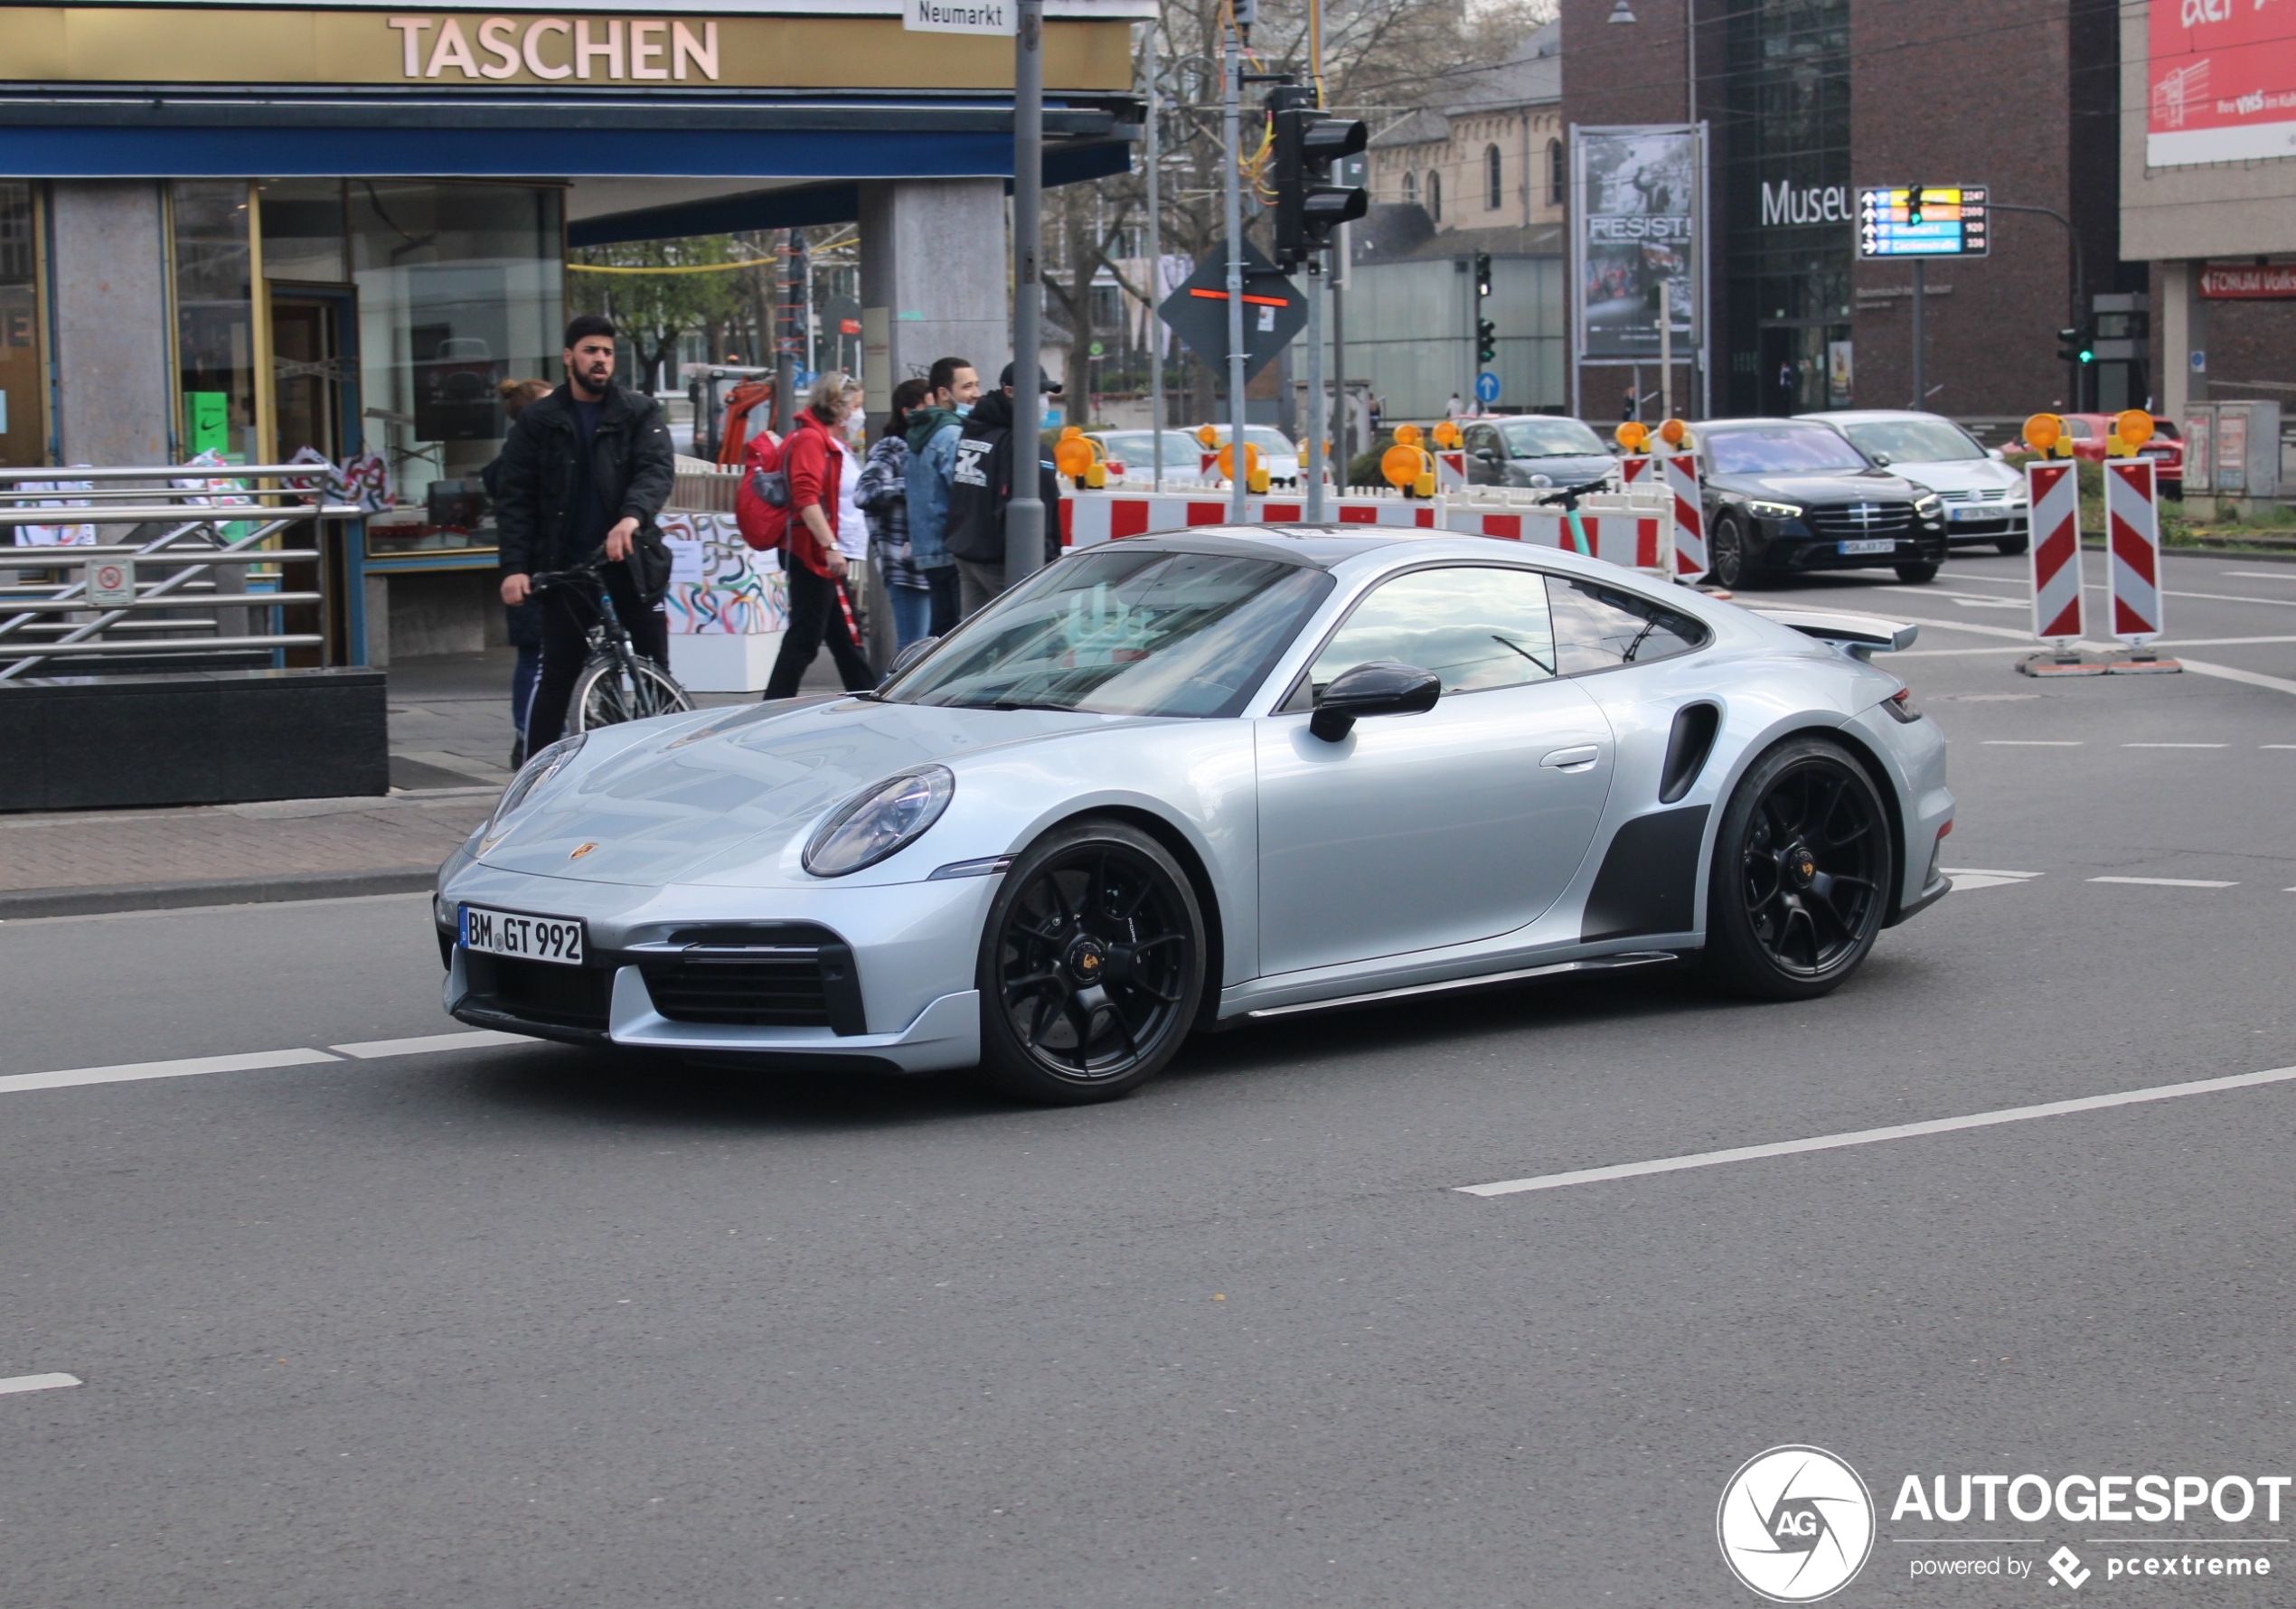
[1905,185,1925,226]
[1473,252,1492,299]
[2056,321,2095,364]
[1270,85,1369,270]
[1477,317,1498,365]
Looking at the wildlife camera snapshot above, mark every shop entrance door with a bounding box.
[267,283,360,663]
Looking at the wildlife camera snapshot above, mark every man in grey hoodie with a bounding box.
[902,357,979,636]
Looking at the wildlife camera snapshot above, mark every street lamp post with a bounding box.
[1006,0,1047,587]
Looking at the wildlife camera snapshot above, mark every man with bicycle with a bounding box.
[496,314,676,750]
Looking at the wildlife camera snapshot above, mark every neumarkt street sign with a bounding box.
[903,0,1015,36]
[1157,242,1307,383]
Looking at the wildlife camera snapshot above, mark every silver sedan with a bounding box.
[434,528,1953,1104]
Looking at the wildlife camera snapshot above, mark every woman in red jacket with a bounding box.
[764,372,876,699]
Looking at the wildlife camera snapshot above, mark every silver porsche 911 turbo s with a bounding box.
[434,528,1953,1104]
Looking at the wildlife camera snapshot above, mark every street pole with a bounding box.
[1911,258,1925,409]
[771,229,799,435]
[1006,0,1047,586]
[1222,1,1248,522]
[1304,258,1326,519]
[1145,31,1163,492]
[1659,288,1672,420]
[1331,220,1348,472]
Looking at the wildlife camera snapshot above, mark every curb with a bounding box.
[0,867,438,920]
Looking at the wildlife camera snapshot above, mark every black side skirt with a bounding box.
[1582,805,1710,944]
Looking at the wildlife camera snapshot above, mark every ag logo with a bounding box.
[1717,1444,1875,1602]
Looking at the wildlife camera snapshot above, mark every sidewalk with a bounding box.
[4,647,841,918]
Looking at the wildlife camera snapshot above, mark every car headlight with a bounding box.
[484,733,586,839]
[1746,499,1802,521]
[1914,493,1943,519]
[803,765,955,878]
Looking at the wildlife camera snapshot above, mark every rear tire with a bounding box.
[570,655,692,733]
[1701,737,1895,1002]
[973,820,1206,1105]
[1894,560,1940,584]
[1994,535,2029,557]
[1709,514,1755,590]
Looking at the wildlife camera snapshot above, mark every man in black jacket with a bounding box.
[943,362,1064,618]
[496,314,677,749]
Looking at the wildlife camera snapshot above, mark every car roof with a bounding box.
[1795,409,1954,425]
[1697,416,1841,433]
[1094,525,1443,569]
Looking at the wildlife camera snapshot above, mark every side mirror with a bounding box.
[880,635,939,686]
[1474,447,1500,462]
[1309,661,1442,742]
[1868,450,1893,467]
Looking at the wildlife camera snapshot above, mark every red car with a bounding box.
[2057,413,2183,497]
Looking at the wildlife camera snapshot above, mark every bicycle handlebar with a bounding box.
[1524,475,1617,511]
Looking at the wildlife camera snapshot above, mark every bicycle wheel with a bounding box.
[569,654,693,732]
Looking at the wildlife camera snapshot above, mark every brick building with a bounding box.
[1557,0,2137,420]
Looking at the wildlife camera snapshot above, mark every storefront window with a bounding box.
[0,182,45,467]
[260,179,348,284]
[351,181,563,554]
[172,180,260,462]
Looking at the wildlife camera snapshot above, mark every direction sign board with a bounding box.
[1857,185,1989,259]
[1156,242,1308,383]
[1474,371,1501,405]
[902,0,1014,36]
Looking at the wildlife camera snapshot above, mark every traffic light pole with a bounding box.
[1911,259,1924,410]
[1221,8,1249,522]
[1304,256,1326,520]
[1005,0,1046,586]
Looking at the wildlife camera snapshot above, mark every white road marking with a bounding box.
[2182,658,2296,698]
[0,1048,339,1096]
[1939,867,2043,891]
[2122,741,2228,748]
[2088,876,2238,889]
[1456,1063,2296,1199]
[2218,570,2296,582]
[330,1030,526,1059]
[1885,635,2296,655]
[1983,739,2082,746]
[0,1030,536,1099]
[2266,745,2296,750]
[2166,588,2296,608]
[0,1373,81,1396]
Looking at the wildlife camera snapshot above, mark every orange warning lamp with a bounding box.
[1392,423,1423,447]
[1054,428,1106,488]
[1380,441,1428,493]
[1431,419,1463,449]
[1614,420,1651,454]
[2114,409,2155,451]
[1658,417,1690,449]
[2022,412,2064,456]
[1194,423,1219,450]
[1215,440,1262,485]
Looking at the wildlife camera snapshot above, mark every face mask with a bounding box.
[955,403,973,418]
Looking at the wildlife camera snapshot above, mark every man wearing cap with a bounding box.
[943,362,1066,616]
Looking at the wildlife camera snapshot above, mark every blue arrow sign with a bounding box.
[1474,371,1501,405]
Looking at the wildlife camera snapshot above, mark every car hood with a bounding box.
[1708,467,1921,503]
[1877,458,2022,494]
[472,697,1143,887]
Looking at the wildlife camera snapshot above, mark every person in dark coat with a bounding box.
[858,377,933,652]
[943,362,1064,618]
[494,314,676,751]
[483,377,552,767]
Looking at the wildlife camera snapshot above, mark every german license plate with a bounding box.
[1838,538,1897,555]
[1949,506,1991,522]
[459,904,586,966]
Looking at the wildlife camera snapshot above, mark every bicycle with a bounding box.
[528,554,694,734]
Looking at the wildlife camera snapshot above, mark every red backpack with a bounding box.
[734,428,790,552]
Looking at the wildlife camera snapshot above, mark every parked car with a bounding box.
[1696,419,1950,588]
[1085,429,1212,487]
[1190,425,1304,487]
[438,527,1951,1103]
[1460,415,1621,492]
[1797,409,2031,556]
[2057,412,2184,498]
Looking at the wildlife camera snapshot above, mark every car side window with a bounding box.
[1546,577,1708,674]
[2063,418,2092,438]
[1303,566,1557,700]
[1464,424,1501,457]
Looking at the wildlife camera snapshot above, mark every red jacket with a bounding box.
[779,410,842,578]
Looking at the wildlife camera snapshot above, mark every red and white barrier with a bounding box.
[1434,449,1469,491]
[1661,453,1707,578]
[2026,459,2083,642]
[2105,457,2164,643]
[1062,491,1436,549]
[1438,505,1663,568]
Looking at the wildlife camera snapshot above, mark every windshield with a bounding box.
[882,548,1332,718]
[1200,427,1298,456]
[1500,418,1607,457]
[1708,426,1871,475]
[1838,419,1986,464]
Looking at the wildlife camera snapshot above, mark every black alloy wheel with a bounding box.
[974,820,1206,1104]
[1702,738,1894,1000]
[1995,535,2030,557]
[1708,513,1752,589]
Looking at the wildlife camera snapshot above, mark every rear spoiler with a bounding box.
[1748,607,1918,661]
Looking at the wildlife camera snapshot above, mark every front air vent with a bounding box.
[1660,702,1721,804]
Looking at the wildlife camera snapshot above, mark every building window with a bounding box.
[1486,145,1503,212]
[1548,138,1566,206]
[1403,171,1417,207]
[0,182,45,467]
[172,180,261,464]
[1427,172,1442,222]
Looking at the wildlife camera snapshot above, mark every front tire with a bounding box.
[1702,738,1894,1001]
[1894,560,1940,583]
[974,820,1207,1105]
[1708,513,1755,590]
[1994,535,2029,557]
[570,655,692,733]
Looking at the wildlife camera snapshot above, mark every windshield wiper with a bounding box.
[1491,634,1556,675]
[985,698,1075,712]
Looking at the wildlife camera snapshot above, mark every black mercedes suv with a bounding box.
[1695,419,1949,588]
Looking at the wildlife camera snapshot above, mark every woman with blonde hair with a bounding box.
[762,371,876,699]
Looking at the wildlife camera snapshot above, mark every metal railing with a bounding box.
[0,466,360,681]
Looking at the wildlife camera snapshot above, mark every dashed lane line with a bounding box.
[0,1030,529,1098]
[1984,739,2082,746]
[1938,868,2043,890]
[2124,742,2229,748]
[2088,876,2239,889]
[1456,1064,2296,1199]
[0,1374,81,1397]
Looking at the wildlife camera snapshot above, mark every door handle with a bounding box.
[1540,745,1601,771]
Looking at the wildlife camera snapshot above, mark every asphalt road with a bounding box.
[6,548,2296,1607]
